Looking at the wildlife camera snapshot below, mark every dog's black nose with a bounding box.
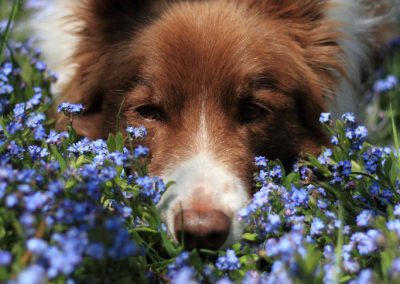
[174,210,231,250]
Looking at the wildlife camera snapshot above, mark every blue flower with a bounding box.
[13,103,26,120]
[170,267,198,284]
[26,93,42,110]
[310,218,325,236]
[362,147,383,174]
[86,242,105,260]
[255,156,268,167]
[28,145,49,160]
[319,112,332,124]
[0,250,11,266]
[17,265,46,284]
[33,60,47,72]
[342,112,356,124]
[387,219,400,237]
[390,258,400,278]
[290,186,309,207]
[394,204,400,217]
[318,148,332,165]
[26,112,46,128]
[24,192,48,211]
[373,74,398,93]
[57,102,84,115]
[46,130,68,144]
[356,210,374,227]
[349,269,374,284]
[27,238,49,255]
[126,125,147,139]
[216,249,241,271]
[266,214,281,234]
[269,165,282,179]
[350,230,382,255]
[134,145,149,158]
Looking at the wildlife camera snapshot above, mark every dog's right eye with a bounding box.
[136,105,164,121]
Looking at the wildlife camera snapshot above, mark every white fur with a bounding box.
[157,152,249,247]
[29,0,82,94]
[326,0,400,118]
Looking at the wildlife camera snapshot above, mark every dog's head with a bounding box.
[60,0,344,249]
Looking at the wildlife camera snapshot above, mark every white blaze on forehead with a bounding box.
[157,152,249,247]
[195,100,209,151]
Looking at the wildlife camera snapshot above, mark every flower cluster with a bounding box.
[0,38,167,283]
[1,4,400,283]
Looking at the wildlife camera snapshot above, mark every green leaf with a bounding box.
[242,233,258,242]
[107,133,116,152]
[50,144,67,172]
[115,132,124,152]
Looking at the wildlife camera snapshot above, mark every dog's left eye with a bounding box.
[136,105,164,121]
[239,103,269,123]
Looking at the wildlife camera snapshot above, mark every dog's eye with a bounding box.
[136,105,164,121]
[239,103,268,123]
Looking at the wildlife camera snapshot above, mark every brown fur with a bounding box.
[58,0,345,181]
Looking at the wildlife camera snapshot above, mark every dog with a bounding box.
[31,0,400,249]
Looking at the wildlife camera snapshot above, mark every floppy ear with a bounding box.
[249,0,344,152]
[57,0,167,138]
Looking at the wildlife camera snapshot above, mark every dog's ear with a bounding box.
[57,0,166,138]
[250,0,342,152]
[246,0,342,155]
[77,0,168,45]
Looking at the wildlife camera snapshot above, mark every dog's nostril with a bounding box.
[174,210,231,250]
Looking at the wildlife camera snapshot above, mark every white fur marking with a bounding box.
[157,153,248,247]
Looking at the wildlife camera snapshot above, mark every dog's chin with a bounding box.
[156,152,249,249]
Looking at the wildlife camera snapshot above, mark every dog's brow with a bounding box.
[250,77,278,91]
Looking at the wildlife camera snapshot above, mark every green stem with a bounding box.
[0,0,20,62]
[335,201,344,281]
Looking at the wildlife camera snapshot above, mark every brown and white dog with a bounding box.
[32,0,399,249]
